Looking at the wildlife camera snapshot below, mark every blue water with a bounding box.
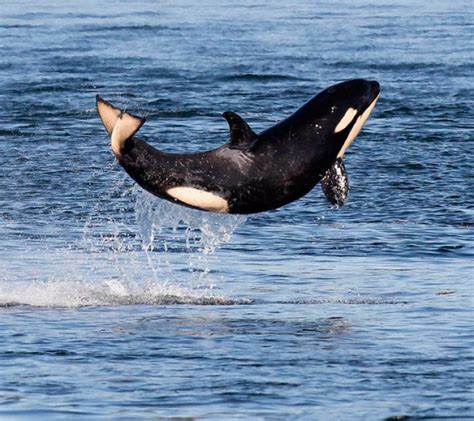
[1,0,473,419]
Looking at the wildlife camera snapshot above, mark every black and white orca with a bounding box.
[97,79,380,214]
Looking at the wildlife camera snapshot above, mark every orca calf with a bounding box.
[97,79,379,214]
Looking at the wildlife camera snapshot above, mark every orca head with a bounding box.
[313,79,380,158]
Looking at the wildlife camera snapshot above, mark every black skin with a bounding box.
[115,79,380,214]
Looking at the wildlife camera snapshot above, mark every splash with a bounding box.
[80,184,248,304]
[0,278,249,308]
[134,189,247,286]
[0,176,247,308]
[0,171,250,307]
[136,190,245,255]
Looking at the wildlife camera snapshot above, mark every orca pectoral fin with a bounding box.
[222,111,258,150]
[321,157,349,207]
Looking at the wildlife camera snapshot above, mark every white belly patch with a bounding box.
[166,187,230,213]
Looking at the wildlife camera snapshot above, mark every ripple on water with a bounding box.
[0,0,473,418]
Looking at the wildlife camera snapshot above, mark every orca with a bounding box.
[97,79,379,214]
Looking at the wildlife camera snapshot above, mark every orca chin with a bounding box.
[97,79,380,214]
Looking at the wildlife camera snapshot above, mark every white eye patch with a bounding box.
[334,107,358,133]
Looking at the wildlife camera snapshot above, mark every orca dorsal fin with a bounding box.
[222,111,258,150]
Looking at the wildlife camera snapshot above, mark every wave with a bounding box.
[77,24,180,33]
[275,297,405,305]
[0,279,249,308]
[146,108,211,118]
[218,73,303,82]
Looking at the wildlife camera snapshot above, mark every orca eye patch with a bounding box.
[334,108,357,133]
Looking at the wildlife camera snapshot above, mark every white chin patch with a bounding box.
[337,95,379,158]
[334,107,357,133]
[166,187,230,213]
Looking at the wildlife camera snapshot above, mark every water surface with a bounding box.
[0,0,473,419]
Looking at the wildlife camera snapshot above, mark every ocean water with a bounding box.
[0,0,473,419]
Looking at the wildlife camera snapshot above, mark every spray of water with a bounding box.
[135,189,246,287]
[0,174,248,308]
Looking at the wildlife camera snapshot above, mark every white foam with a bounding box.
[0,278,244,308]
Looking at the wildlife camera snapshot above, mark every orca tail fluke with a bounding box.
[96,95,146,157]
